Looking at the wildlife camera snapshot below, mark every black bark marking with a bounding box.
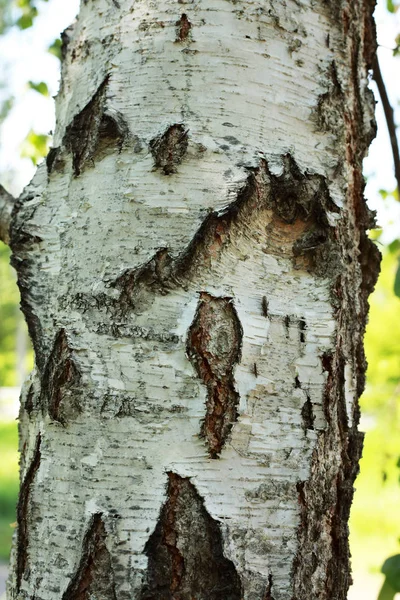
[321,351,333,424]
[149,124,188,175]
[176,14,192,41]
[25,383,35,415]
[62,514,117,600]
[264,574,275,600]
[187,293,242,457]
[301,394,315,431]
[112,248,173,313]
[358,231,381,312]
[253,362,258,378]
[46,147,65,174]
[61,24,74,61]
[299,318,306,343]
[41,329,81,424]
[295,376,315,431]
[64,77,129,176]
[17,434,41,591]
[314,61,345,141]
[264,154,338,226]
[140,473,242,600]
[9,198,46,370]
[261,295,269,318]
[284,315,290,337]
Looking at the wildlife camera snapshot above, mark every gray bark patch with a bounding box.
[140,473,242,600]
[187,293,242,457]
[63,514,117,600]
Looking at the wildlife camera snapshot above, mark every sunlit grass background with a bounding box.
[0,421,18,560]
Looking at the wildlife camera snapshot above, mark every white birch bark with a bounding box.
[7,1,379,599]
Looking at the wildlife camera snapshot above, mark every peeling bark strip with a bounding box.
[63,514,117,600]
[140,473,242,600]
[41,329,81,423]
[64,76,128,176]
[149,124,188,175]
[17,434,41,591]
[187,293,242,457]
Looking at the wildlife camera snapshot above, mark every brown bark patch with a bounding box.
[64,76,129,176]
[17,434,41,591]
[63,514,117,600]
[140,473,242,600]
[176,14,191,42]
[187,293,242,457]
[41,328,81,424]
[149,124,189,175]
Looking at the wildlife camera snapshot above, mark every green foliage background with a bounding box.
[0,244,21,387]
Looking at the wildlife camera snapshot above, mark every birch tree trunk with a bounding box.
[5,1,379,598]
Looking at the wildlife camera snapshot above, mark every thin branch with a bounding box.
[0,184,15,245]
[373,54,400,196]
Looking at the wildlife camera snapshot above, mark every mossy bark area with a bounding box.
[8,1,378,599]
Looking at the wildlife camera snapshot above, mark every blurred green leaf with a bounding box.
[28,80,49,96]
[394,34,400,56]
[370,229,383,241]
[0,97,14,123]
[16,7,37,29]
[48,38,62,60]
[378,578,397,600]
[387,0,398,12]
[379,188,400,201]
[382,555,400,591]
[20,129,50,165]
[388,239,400,254]
[394,258,400,298]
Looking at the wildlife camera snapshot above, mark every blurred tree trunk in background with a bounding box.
[5,1,380,598]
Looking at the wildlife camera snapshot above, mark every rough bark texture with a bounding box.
[8,1,379,599]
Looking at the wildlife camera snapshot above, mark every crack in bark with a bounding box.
[301,394,315,431]
[17,433,41,591]
[264,574,275,600]
[187,293,242,457]
[10,195,46,371]
[294,375,315,432]
[41,328,81,424]
[140,472,242,600]
[110,156,339,315]
[63,513,117,600]
[63,76,129,176]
